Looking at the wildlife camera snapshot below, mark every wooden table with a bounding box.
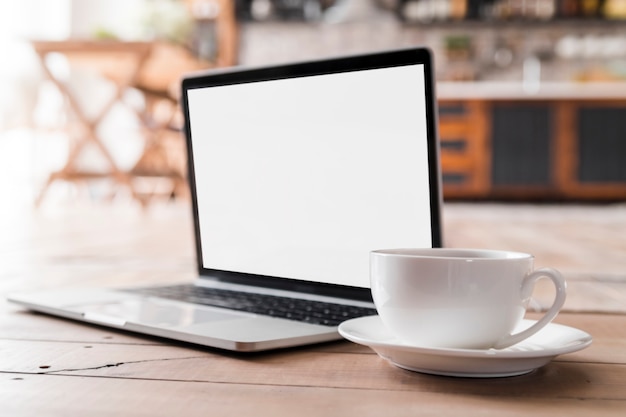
[2,203,626,416]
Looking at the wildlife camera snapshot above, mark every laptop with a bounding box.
[8,47,443,352]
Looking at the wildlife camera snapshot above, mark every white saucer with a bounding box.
[338,316,592,378]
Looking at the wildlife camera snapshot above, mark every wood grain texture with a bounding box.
[3,372,625,417]
[1,312,625,414]
[1,202,625,416]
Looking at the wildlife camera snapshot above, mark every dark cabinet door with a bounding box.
[578,107,626,184]
[491,104,552,188]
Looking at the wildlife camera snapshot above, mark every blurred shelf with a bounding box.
[437,82,626,100]
[400,18,626,28]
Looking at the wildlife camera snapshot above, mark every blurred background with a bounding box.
[2,0,626,208]
[2,0,626,210]
[0,0,624,301]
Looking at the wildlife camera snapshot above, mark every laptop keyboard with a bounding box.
[127,284,376,327]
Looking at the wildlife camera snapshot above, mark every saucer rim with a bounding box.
[338,315,593,359]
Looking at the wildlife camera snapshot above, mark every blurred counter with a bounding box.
[437,82,626,100]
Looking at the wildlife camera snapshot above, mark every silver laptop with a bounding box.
[8,47,443,352]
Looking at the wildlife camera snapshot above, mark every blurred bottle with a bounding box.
[580,0,602,16]
[604,0,626,18]
[465,0,483,18]
[449,0,468,19]
[558,0,581,17]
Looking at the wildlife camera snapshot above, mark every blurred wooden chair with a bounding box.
[129,0,239,203]
[32,40,154,206]
[33,0,238,206]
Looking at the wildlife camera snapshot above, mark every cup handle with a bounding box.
[493,268,567,349]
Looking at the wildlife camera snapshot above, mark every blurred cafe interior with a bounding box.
[0,0,625,283]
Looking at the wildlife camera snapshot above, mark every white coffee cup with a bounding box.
[370,248,567,350]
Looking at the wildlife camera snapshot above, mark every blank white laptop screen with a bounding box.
[187,62,433,289]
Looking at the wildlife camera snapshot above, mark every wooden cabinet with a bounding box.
[438,100,491,197]
[438,91,626,200]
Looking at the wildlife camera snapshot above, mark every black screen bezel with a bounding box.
[181,47,443,303]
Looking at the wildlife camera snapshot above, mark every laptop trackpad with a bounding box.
[80,298,243,328]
